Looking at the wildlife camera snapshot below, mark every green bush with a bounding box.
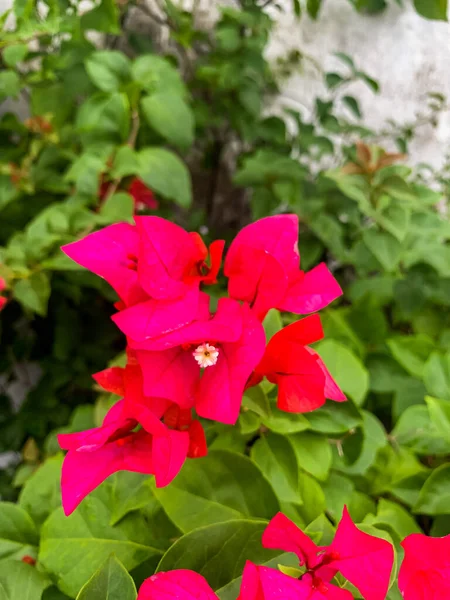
[1,0,450,597]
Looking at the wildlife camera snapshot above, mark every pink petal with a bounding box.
[135,216,203,300]
[58,401,132,452]
[309,350,347,402]
[238,562,312,600]
[328,506,394,600]
[137,348,198,409]
[153,429,190,487]
[399,534,450,600]
[277,372,326,413]
[262,513,321,569]
[60,430,153,515]
[61,223,145,306]
[225,215,299,279]
[112,285,200,342]
[92,367,125,396]
[133,297,243,351]
[138,570,219,600]
[0,297,6,312]
[196,304,266,424]
[0,277,6,292]
[225,215,299,318]
[279,263,342,315]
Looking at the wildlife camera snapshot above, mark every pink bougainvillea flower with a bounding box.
[135,216,224,301]
[0,296,7,312]
[129,178,159,211]
[135,300,266,424]
[224,214,342,321]
[399,533,450,600]
[261,509,393,600]
[138,570,219,600]
[62,218,225,341]
[0,277,6,293]
[251,314,345,413]
[238,561,352,600]
[57,390,206,514]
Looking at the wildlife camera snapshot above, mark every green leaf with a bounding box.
[306,400,362,435]
[425,396,450,444]
[315,339,369,405]
[98,193,134,224]
[362,229,402,272]
[392,405,450,456]
[325,73,345,89]
[413,0,447,20]
[288,432,332,481]
[111,146,141,179]
[39,498,162,598]
[14,272,51,317]
[138,148,192,207]
[0,71,20,101]
[76,93,130,143]
[342,95,361,118]
[110,473,153,525]
[388,334,435,378]
[141,92,194,150]
[85,51,132,92]
[152,450,279,533]
[297,471,326,524]
[132,55,186,96]
[0,561,49,600]
[251,434,300,507]
[366,498,421,539]
[157,520,279,591]
[424,352,450,400]
[242,386,271,418]
[80,0,119,33]
[19,455,63,527]
[0,503,38,562]
[262,309,283,343]
[375,205,410,241]
[76,555,137,600]
[262,405,309,434]
[414,464,450,515]
[306,0,322,17]
[322,473,354,521]
[3,44,28,67]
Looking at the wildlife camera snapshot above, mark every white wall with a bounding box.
[267,0,450,167]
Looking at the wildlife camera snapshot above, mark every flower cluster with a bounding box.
[137,508,398,599]
[58,215,343,515]
[136,511,450,599]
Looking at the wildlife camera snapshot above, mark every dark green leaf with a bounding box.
[157,520,279,591]
[39,498,162,597]
[76,555,137,600]
[414,464,450,515]
[85,51,132,92]
[14,272,51,317]
[153,450,279,532]
[0,561,49,600]
[342,95,361,118]
[413,0,447,20]
[19,455,63,527]
[138,148,192,207]
[0,503,38,562]
[141,92,194,150]
[81,0,119,33]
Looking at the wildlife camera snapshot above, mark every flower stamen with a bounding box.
[193,343,219,368]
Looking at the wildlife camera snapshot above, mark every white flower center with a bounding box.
[193,343,219,368]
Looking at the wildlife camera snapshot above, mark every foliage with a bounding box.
[0,0,450,598]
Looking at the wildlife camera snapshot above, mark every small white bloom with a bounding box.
[193,343,219,368]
